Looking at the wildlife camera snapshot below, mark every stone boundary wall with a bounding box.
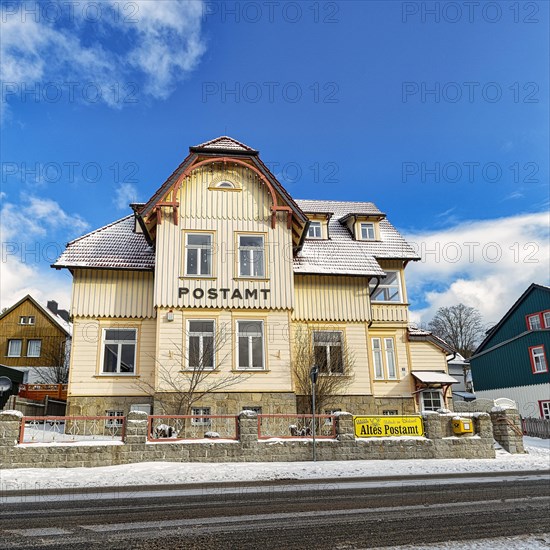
[0,411,495,469]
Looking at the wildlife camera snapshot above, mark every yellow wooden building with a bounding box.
[53,137,456,418]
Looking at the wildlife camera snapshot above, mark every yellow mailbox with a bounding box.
[452,418,474,435]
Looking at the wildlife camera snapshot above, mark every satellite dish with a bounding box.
[0,376,13,393]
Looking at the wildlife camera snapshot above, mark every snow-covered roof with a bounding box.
[192,136,257,153]
[412,371,459,384]
[294,199,419,276]
[53,216,155,271]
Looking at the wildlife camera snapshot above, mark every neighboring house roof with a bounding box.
[0,295,72,337]
[53,216,155,272]
[293,200,419,276]
[473,283,550,355]
[191,136,258,153]
[407,326,455,354]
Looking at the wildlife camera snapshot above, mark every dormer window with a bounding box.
[360,222,375,240]
[307,222,322,239]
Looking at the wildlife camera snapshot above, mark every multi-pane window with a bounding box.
[102,328,137,374]
[27,339,42,357]
[238,235,265,278]
[527,314,542,330]
[372,338,397,379]
[185,233,213,276]
[307,222,322,238]
[530,346,548,374]
[191,407,211,425]
[19,316,35,325]
[187,320,215,370]
[314,331,344,374]
[105,410,124,428]
[526,311,550,330]
[360,222,375,240]
[369,271,402,303]
[422,390,443,412]
[237,320,264,370]
[540,401,550,420]
[7,339,22,357]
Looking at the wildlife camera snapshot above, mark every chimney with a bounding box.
[47,300,58,314]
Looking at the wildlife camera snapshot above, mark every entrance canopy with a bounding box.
[412,371,458,384]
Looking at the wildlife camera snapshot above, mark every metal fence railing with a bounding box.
[19,416,126,444]
[257,414,337,440]
[147,415,239,442]
[522,417,550,439]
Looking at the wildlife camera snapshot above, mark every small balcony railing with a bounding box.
[18,384,68,401]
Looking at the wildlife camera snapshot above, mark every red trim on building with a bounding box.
[525,310,550,330]
[528,345,548,374]
[539,400,550,419]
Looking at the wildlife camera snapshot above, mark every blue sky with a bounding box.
[1,0,549,325]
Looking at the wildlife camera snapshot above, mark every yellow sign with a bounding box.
[353,415,424,438]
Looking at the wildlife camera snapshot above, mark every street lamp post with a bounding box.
[310,366,319,462]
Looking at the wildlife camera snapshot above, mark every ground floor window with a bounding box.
[421,390,443,412]
[191,407,211,425]
[540,401,550,420]
[237,320,265,370]
[101,328,137,374]
[314,331,343,374]
[105,410,124,428]
[187,320,215,369]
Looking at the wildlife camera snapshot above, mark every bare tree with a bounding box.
[31,339,70,384]
[428,304,484,358]
[135,321,249,416]
[292,326,355,414]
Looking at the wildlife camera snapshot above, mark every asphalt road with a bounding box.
[1,472,549,549]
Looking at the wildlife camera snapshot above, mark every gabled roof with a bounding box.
[191,136,258,154]
[473,283,550,355]
[0,295,72,336]
[293,199,420,276]
[53,216,155,271]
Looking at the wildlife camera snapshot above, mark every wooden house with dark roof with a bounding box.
[470,283,550,419]
[53,137,455,417]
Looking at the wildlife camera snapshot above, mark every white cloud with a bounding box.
[405,211,550,328]
[114,183,138,210]
[1,0,206,113]
[0,196,89,310]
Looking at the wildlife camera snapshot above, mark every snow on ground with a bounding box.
[0,437,548,492]
[370,532,550,549]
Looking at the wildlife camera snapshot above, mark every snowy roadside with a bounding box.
[370,532,550,550]
[1,437,548,492]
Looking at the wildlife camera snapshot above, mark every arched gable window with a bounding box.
[216,181,235,189]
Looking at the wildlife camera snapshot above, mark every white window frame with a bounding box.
[105,410,124,428]
[216,180,235,189]
[19,316,35,325]
[540,400,550,420]
[238,234,265,278]
[527,314,542,330]
[313,331,344,375]
[360,222,375,240]
[185,233,213,277]
[307,221,322,239]
[543,311,550,329]
[186,319,215,370]
[236,320,265,370]
[26,339,42,358]
[191,407,211,425]
[530,346,548,374]
[7,339,22,357]
[101,328,137,375]
[372,337,397,380]
[369,271,403,303]
[421,390,443,412]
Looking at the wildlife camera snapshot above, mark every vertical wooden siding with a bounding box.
[292,275,371,322]
[154,166,294,310]
[72,270,155,319]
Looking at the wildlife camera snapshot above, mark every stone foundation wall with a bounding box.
[296,395,416,416]
[490,409,525,453]
[66,396,154,417]
[0,410,495,469]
